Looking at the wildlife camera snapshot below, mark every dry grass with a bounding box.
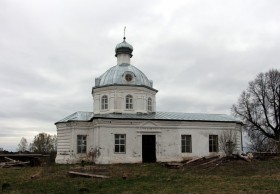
[0,158,280,193]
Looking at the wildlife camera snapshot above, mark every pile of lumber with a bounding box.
[0,157,30,168]
[165,152,257,169]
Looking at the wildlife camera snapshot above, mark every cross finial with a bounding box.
[123,26,126,40]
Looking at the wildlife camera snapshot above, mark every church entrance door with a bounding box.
[142,135,156,163]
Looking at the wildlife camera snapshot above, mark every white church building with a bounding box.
[55,37,243,164]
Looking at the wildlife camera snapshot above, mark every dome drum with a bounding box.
[92,38,157,114]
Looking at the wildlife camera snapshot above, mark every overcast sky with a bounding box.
[1,0,279,151]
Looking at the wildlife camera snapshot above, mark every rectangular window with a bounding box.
[181,135,192,153]
[101,96,108,110]
[77,135,87,154]
[126,95,133,109]
[209,135,218,152]
[115,134,126,153]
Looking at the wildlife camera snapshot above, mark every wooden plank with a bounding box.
[4,161,30,167]
[68,171,110,179]
[183,156,205,165]
[4,157,16,162]
[0,154,48,157]
[199,157,224,166]
[182,155,220,166]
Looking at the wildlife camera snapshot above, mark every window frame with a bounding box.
[147,97,152,112]
[209,135,219,152]
[77,135,87,154]
[181,135,192,153]
[114,134,126,154]
[101,95,108,110]
[125,95,133,109]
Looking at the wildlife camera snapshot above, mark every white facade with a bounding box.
[55,38,243,164]
[55,118,242,164]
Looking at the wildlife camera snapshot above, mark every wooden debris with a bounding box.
[184,156,206,165]
[4,157,16,162]
[199,157,224,167]
[71,166,108,172]
[235,152,254,162]
[68,171,110,179]
[183,155,220,166]
[165,155,221,169]
[0,157,30,168]
[0,154,47,167]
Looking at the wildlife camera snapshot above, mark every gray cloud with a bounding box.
[1,0,280,150]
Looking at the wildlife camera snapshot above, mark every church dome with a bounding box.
[95,63,153,88]
[115,38,133,57]
[94,37,156,91]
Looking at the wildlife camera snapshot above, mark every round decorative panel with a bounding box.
[125,74,133,81]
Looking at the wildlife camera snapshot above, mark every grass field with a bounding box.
[1,158,280,194]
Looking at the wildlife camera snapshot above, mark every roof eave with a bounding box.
[90,116,243,124]
[92,84,158,94]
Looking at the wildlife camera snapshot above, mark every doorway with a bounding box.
[142,135,156,163]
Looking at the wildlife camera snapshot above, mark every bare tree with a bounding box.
[219,130,238,156]
[232,69,280,152]
[32,133,57,153]
[18,137,28,152]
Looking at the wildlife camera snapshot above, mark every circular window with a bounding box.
[125,74,133,81]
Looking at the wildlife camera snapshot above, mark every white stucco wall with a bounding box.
[55,119,242,164]
[55,122,93,164]
[117,53,130,65]
[93,85,157,114]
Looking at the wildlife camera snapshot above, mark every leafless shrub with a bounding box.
[219,130,238,156]
[86,147,101,163]
[247,130,278,153]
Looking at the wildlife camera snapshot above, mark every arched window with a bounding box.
[148,97,152,112]
[126,95,133,109]
[101,95,108,110]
